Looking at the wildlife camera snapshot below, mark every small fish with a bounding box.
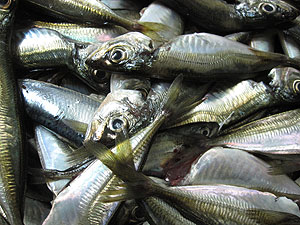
[180,147,300,199]
[43,76,183,225]
[32,22,127,44]
[87,32,300,81]
[158,0,299,33]
[19,79,102,146]
[24,0,166,39]
[207,108,300,157]
[0,0,24,224]
[86,128,300,225]
[14,28,109,91]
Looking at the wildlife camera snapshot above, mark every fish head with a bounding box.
[237,0,299,26]
[85,32,154,74]
[269,67,300,102]
[85,89,148,145]
[0,0,16,31]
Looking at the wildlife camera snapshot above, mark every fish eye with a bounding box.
[293,80,300,93]
[109,116,128,133]
[109,48,127,64]
[200,127,211,137]
[0,0,12,9]
[260,3,276,14]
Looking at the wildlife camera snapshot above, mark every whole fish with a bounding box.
[180,147,300,199]
[0,0,24,224]
[32,22,127,44]
[158,0,298,33]
[19,79,102,146]
[88,131,300,225]
[24,0,164,38]
[86,32,300,81]
[43,76,182,225]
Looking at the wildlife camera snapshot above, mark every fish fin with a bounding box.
[159,75,183,116]
[62,119,88,134]
[115,130,135,169]
[136,21,170,43]
[249,209,300,224]
[66,145,94,165]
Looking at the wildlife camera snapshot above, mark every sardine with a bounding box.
[87,32,300,80]
[19,79,102,146]
[249,32,275,52]
[0,1,24,224]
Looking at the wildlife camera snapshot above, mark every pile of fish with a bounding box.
[2,0,300,224]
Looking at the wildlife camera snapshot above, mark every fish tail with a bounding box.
[133,21,170,42]
[83,140,160,202]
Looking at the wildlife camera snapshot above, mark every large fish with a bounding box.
[19,79,102,146]
[0,0,24,224]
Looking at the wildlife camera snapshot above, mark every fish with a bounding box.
[139,197,196,225]
[42,76,182,225]
[139,1,184,43]
[207,108,300,157]
[86,32,300,81]
[86,128,300,225]
[180,147,300,199]
[158,0,299,33]
[165,80,277,130]
[14,28,109,91]
[34,125,83,196]
[24,0,166,39]
[0,0,24,224]
[278,31,300,58]
[19,79,102,146]
[32,22,127,44]
[249,32,275,52]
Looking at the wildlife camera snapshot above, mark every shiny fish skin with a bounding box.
[249,32,275,52]
[180,147,300,199]
[35,125,77,196]
[87,32,300,80]
[279,31,300,58]
[33,22,127,44]
[158,0,299,33]
[14,28,74,68]
[140,197,196,225]
[24,0,144,32]
[139,1,184,42]
[208,108,300,155]
[0,1,24,225]
[19,79,102,146]
[43,107,171,225]
[166,80,276,129]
